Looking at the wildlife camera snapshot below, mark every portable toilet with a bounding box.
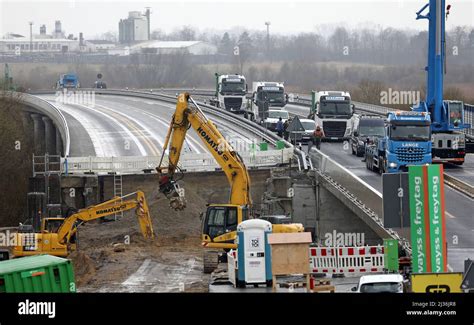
[236,219,272,287]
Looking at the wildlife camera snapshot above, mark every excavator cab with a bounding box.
[42,218,64,233]
[201,204,249,248]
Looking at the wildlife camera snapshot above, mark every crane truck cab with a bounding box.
[309,90,354,141]
[210,73,252,119]
[365,111,432,173]
[414,100,469,165]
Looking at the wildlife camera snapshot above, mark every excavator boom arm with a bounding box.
[56,190,154,244]
[159,93,252,207]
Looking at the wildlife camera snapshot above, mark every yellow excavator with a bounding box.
[12,191,154,257]
[157,93,303,272]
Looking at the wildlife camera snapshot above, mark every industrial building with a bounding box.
[85,40,116,52]
[0,36,79,54]
[0,20,80,54]
[119,9,151,44]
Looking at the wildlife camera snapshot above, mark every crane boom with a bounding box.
[158,93,252,207]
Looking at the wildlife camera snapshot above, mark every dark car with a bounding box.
[351,115,385,156]
[94,81,107,89]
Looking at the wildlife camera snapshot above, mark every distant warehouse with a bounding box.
[108,41,217,56]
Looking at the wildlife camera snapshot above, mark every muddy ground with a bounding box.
[69,186,210,292]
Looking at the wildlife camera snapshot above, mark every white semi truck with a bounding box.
[210,73,252,119]
[309,90,355,140]
[251,81,288,129]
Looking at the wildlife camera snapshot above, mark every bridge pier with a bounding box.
[42,116,56,155]
[31,113,45,155]
[56,128,63,156]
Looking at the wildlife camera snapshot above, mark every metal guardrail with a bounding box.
[62,149,294,174]
[443,173,474,199]
[309,148,383,216]
[15,92,71,157]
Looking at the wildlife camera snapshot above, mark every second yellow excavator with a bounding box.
[157,93,303,272]
[12,191,154,258]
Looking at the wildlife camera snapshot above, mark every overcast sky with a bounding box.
[1,0,473,39]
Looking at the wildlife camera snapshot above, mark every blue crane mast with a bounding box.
[412,0,470,165]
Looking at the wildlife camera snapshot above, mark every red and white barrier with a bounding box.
[310,245,385,275]
[309,247,338,273]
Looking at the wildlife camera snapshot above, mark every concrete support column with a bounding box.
[31,113,45,155]
[42,116,56,155]
[55,127,63,156]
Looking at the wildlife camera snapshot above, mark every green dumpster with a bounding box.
[0,255,76,293]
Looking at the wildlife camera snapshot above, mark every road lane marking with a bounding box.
[75,102,149,156]
[50,101,112,157]
[446,211,456,219]
[93,103,161,156]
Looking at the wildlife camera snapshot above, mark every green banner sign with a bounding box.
[426,164,447,273]
[408,165,429,273]
[408,164,447,274]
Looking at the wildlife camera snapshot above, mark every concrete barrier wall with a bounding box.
[309,148,383,217]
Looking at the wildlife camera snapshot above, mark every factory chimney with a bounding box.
[55,20,62,33]
[145,7,151,40]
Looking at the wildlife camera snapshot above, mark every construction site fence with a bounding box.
[309,245,385,275]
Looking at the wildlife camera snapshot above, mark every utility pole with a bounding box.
[29,22,33,53]
[265,21,271,56]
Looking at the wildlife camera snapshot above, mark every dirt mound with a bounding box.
[69,251,96,287]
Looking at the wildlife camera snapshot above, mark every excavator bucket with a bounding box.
[158,176,186,211]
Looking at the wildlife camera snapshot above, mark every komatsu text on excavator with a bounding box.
[12,191,154,258]
[157,93,303,272]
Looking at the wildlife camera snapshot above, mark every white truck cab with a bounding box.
[351,274,404,293]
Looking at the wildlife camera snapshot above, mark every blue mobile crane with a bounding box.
[412,0,471,165]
